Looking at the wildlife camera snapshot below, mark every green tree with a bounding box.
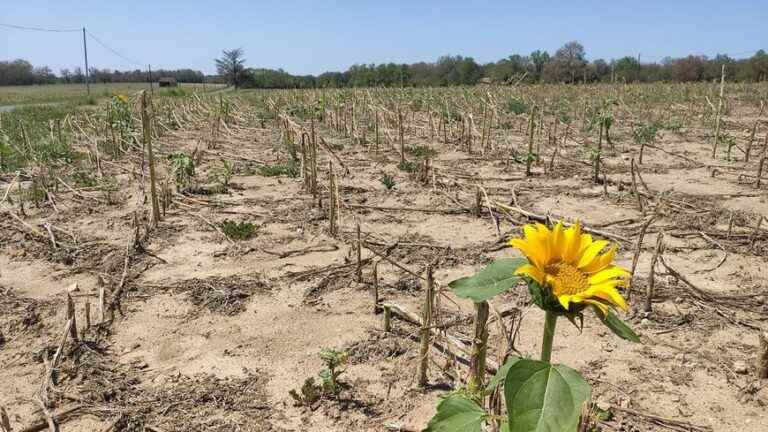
[530,50,551,80]
[614,56,641,82]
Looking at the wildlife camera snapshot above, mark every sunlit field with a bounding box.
[0,82,226,106]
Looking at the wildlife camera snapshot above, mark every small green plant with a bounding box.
[71,170,98,188]
[397,160,417,172]
[220,219,257,240]
[406,144,438,159]
[380,173,396,190]
[590,147,602,160]
[0,132,21,171]
[208,159,234,192]
[167,152,196,187]
[106,95,134,148]
[720,133,737,159]
[285,103,317,121]
[719,133,736,147]
[504,97,528,115]
[318,348,348,396]
[440,107,461,122]
[661,117,684,134]
[289,378,323,407]
[256,162,297,177]
[256,110,277,127]
[632,122,659,146]
[288,348,349,407]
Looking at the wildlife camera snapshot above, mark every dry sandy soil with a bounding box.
[1,88,767,431]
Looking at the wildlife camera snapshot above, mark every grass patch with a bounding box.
[220,220,257,241]
[160,88,189,97]
[0,83,224,106]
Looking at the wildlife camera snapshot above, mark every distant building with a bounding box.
[158,77,177,87]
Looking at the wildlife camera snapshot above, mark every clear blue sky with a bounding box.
[2,0,766,75]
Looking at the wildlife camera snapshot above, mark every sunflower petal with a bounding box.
[587,265,629,285]
[535,224,552,261]
[509,238,545,268]
[551,222,565,260]
[578,240,609,269]
[515,263,546,285]
[578,233,593,255]
[561,223,579,264]
[586,283,629,311]
[582,245,617,274]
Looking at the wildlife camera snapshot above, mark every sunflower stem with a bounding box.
[541,311,557,363]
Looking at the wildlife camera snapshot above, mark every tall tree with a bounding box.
[552,41,587,83]
[215,48,246,88]
[530,50,551,79]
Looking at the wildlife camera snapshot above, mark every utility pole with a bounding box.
[148,64,153,95]
[82,27,90,95]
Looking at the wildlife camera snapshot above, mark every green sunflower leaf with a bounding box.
[484,357,522,394]
[448,258,526,303]
[424,396,486,432]
[504,359,591,432]
[598,309,641,342]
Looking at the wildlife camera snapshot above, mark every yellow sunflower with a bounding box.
[509,221,629,316]
[116,94,129,103]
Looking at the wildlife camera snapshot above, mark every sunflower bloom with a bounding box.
[509,221,629,316]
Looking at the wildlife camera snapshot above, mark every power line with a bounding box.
[1,21,144,67]
[0,22,80,33]
[85,30,143,67]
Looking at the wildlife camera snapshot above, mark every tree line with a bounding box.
[225,41,768,89]
[0,59,206,86]
[4,40,767,88]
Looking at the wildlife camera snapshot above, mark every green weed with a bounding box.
[380,173,396,190]
[220,219,257,240]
